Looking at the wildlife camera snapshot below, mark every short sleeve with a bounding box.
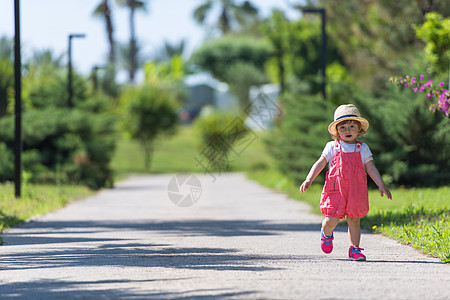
[361,143,373,164]
[321,141,335,163]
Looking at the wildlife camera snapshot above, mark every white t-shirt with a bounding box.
[321,141,373,169]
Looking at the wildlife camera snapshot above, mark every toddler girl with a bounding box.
[299,104,392,261]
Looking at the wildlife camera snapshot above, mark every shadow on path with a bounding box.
[6,219,323,239]
[0,278,257,299]
[1,219,322,273]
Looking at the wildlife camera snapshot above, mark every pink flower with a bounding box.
[420,86,425,92]
[420,74,424,80]
[439,82,445,87]
[413,87,418,93]
[406,75,410,79]
[427,93,431,98]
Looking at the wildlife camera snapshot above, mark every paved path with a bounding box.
[0,173,448,299]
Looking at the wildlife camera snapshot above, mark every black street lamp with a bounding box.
[91,65,105,91]
[68,33,86,107]
[302,8,327,100]
[14,0,22,198]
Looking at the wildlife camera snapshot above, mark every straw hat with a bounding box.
[328,104,369,136]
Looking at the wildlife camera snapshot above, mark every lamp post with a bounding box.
[91,65,105,91]
[302,8,327,100]
[14,0,22,198]
[67,33,86,107]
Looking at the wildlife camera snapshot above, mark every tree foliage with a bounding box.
[190,35,272,108]
[415,12,450,74]
[191,36,271,81]
[120,84,178,170]
[0,108,116,189]
[266,94,331,184]
[354,87,450,187]
[263,1,450,187]
[262,10,343,96]
[315,0,450,92]
[0,47,117,189]
[193,0,259,34]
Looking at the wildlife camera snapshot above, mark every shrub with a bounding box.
[355,88,450,187]
[120,84,178,171]
[0,108,116,189]
[194,111,249,172]
[266,93,332,184]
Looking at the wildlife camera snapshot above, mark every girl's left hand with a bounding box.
[379,185,392,200]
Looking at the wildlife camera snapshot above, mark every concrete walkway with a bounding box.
[0,173,448,299]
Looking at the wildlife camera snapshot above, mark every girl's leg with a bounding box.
[347,217,361,246]
[322,217,340,236]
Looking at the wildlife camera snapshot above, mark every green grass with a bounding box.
[0,183,93,242]
[111,125,275,175]
[248,169,450,263]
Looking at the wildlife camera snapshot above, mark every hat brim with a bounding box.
[328,117,369,136]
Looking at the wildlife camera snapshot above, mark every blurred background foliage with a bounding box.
[0,0,449,189]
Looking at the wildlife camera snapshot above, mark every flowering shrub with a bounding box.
[390,75,449,116]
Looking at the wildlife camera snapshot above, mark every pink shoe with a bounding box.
[321,229,334,254]
[349,246,366,261]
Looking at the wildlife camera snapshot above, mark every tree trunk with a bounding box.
[103,0,116,65]
[128,0,137,84]
[142,140,154,171]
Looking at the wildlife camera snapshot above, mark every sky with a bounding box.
[0,0,299,78]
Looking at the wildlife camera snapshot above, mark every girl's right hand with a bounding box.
[299,180,311,193]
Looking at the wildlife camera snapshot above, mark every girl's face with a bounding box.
[337,121,360,143]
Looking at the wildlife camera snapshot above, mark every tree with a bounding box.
[25,49,64,72]
[190,35,272,108]
[92,1,119,97]
[415,12,450,74]
[193,0,258,34]
[143,55,188,105]
[116,0,148,84]
[93,0,116,65]
[262,10,290,94]
[120,84,178,170]
[153,40,186,62]
[315,0,450,92]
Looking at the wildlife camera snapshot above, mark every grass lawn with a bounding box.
[0,183,93,243]
[111,125,275,175]
[248,169,450,263]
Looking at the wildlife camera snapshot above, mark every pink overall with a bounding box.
[320,140,369,219]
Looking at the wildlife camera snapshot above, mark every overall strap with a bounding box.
[334,140,341,152]
[355,141,362,153]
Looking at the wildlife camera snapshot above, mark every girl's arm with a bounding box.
[365,160,392,199]
[299,156,328,193]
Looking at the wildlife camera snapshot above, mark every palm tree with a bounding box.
[193,0,258,34]
[116,0,148,84]
[154,39,186,62]
[93,0,116,66]
[26,49,65,71]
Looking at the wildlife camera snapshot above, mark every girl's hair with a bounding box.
[331,120,367,140]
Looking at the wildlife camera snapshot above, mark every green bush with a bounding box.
[120,84,178,171]
[190,36,272,82]
[266,93,332,184]
[355,87,450,187]
[194,111,249,171]
[0,108,116,189]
